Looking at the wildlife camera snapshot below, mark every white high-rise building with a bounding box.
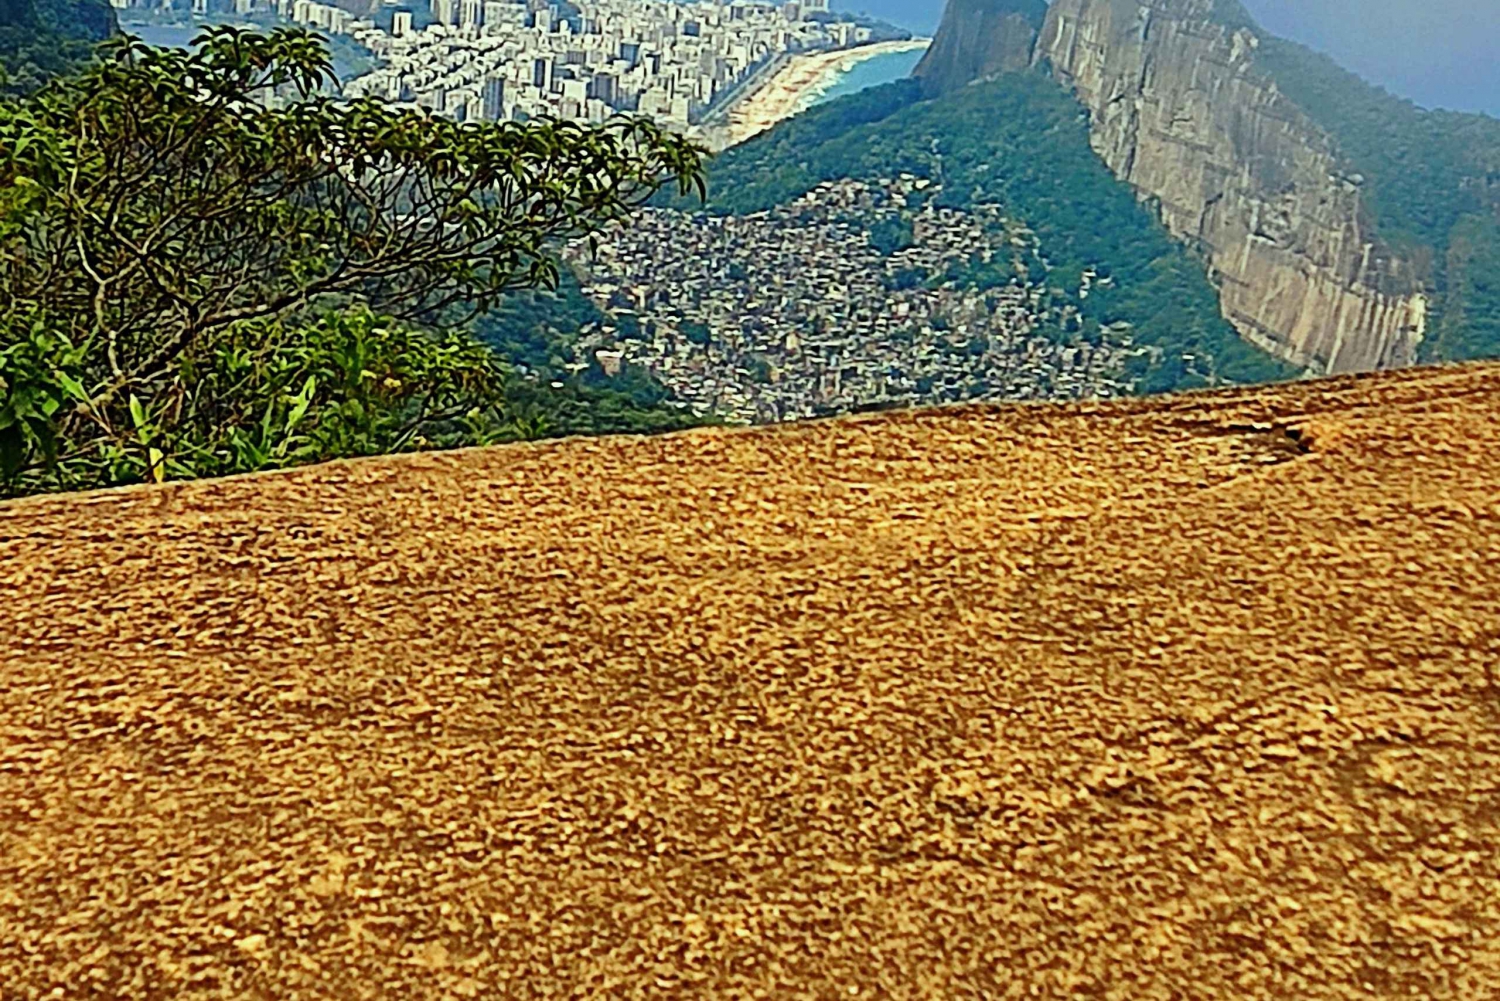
[483,1,524,27]
[342,0,883,132]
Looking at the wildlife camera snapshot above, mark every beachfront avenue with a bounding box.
[321,0,884,128]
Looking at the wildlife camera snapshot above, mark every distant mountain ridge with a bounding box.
[918,0,1500,374]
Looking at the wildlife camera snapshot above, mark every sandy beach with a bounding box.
[707,39,929,149]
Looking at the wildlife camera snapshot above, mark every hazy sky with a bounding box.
[834,0,1500,116]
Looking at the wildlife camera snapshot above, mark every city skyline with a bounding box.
[326,0,876,127]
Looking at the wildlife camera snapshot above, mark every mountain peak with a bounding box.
[912,0,1048,96]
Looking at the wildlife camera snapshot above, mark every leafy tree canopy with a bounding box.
[0,28,704,496]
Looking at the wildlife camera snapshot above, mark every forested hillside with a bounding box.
[465,273,705,438]
[667,75,1295,392]
[0,0,116,94]
[1253,38,1500,364]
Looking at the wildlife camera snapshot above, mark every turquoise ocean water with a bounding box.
[123,24,927,111]
[122,24,202,49]
[122,19,374,81]
[810,46,927,107]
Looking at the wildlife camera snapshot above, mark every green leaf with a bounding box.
[57,373,89,403]
[285,375,317,432]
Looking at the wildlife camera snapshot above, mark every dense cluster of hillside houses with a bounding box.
[309,0,875,125]
[569,178,1135,423]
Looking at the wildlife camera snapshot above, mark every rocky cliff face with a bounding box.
[912,0,1047,98]
[1033,0,1427,374]
[920,0,1431,374]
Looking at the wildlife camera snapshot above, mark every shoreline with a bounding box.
[700,38,930,150]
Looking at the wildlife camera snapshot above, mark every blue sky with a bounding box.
[834,0,1500,116]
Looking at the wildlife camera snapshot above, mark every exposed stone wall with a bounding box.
[1033,0,1426,373]
[912,0,1046,98]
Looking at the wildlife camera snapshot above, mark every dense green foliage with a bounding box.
[469,270,610,374]
[0,28,704,497]
[1255,37,1500,362]
[1429,216,1500,364]
[60,307,517,484]
[0,0,115,94]
[465,273,703,434]
[668,75,1294,390]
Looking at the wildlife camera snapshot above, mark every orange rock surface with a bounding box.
[3,364,1499,998]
